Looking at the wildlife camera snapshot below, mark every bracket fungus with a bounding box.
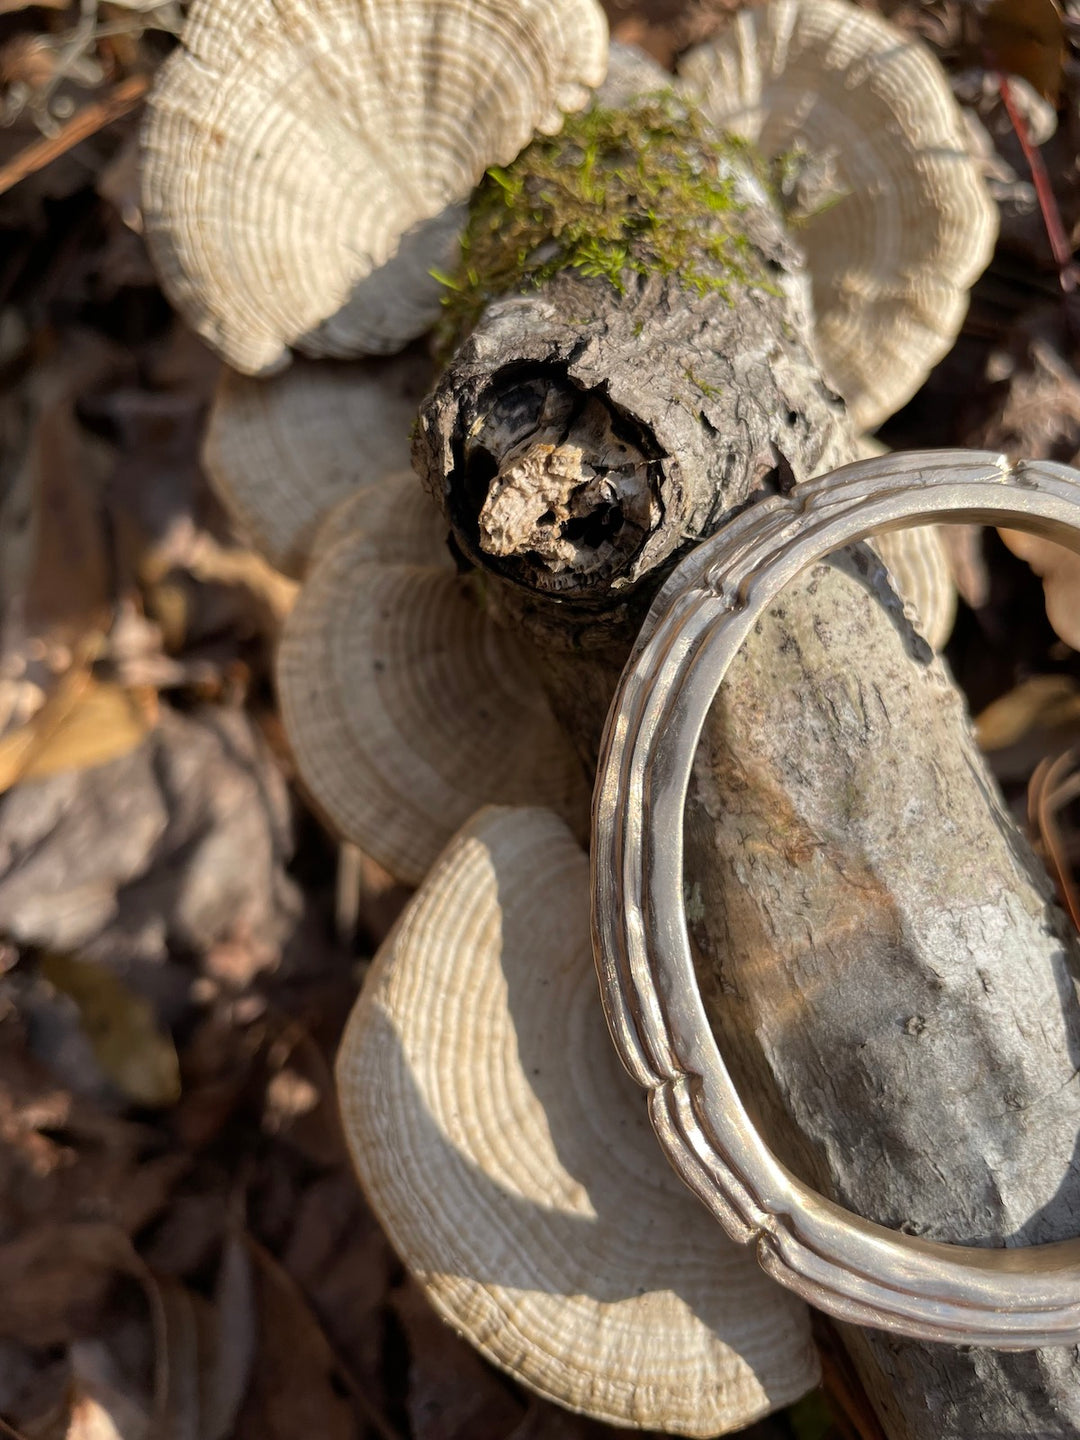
[338,805,819,1434]
[276,475,589,884]
[854,437,957,650]
[869,526,956,653]
[202,352,433,578]
[141,0,609,374]
[135,0,1024,1423]
[678,0,998,431]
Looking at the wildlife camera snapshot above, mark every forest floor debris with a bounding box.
[0,1,1077,1437]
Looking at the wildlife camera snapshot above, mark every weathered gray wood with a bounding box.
[412,65,1080,1440]
[415,166,851,761]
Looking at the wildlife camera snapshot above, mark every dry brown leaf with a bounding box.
[1028,749,1080,930]
[22,408,111,642]
[0,703,298,963]
[974,674,1080,750]
[601,0,754,69]
[0,1223,140,1347]
[0,672,155,794]
[999,529,1080,649]
[149,1267,257,1440]
[505,1403,621,1440]
[392,1279,525,1440]
[205,1234,258,1440]
[146,1277,205,1440]
[262,1029,344,1167]
[981,0,1066,102]
[0,1015,184,1254]
[279,1171,396,1400]
[233,1238,358,1440]
[184,538,298,624]
[40,955,180,1108]
[973,340,1080,462]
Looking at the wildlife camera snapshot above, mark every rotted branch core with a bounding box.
[462,370,662,592]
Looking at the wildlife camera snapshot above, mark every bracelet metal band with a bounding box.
[591,449,1080,1348]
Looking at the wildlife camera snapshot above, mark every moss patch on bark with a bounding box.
[433,92,771,351]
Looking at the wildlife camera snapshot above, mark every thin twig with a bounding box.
[996,72,1077,293]
[0,73,148,198]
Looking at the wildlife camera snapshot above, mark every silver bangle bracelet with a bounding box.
[591,449,1080,1349]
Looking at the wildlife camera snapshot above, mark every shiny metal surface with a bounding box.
[591,449,1080,1348]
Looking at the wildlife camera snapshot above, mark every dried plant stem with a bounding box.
[996,72,1077,293]
[0,73,148,198]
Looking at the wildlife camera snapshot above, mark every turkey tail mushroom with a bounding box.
[141,0,609,373]
[276,477,589,883]
[678,0,998,432]
[337,805,820,1435]
[202,352,433,578]
[871,526,957,652]
[854,436,957,650]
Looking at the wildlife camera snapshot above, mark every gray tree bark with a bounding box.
[413,61,1080,1440]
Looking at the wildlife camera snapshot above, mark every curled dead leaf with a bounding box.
[0,1222,143,1348]
[147,1256,257,1440]
[981,0,1066,104]
[1028,748,1080,930]
[0,671,155,794]
[999,528,1080,649]
[184,536,298,625]
[40,954,181,1108]
[974,674,1080,751]
[235,1238,365,1440]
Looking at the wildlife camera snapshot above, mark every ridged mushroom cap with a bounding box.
[337,806,819,1434]
[871,525,956,652]
[277,478,589,883]
[202,353,433,577]
[306,468,446,566]
[679,0,997,431]
[142,0,609,374]
[854,437,956,650]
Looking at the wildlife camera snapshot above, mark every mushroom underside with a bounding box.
[337,805,820,1434]
[678,0,997,431]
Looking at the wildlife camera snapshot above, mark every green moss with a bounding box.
[683,879,706,926]
[684,367,723,401]
[464,569,489,611]
[434,91,770,349]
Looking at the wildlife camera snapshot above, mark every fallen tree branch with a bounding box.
[414,74,1080,1440]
